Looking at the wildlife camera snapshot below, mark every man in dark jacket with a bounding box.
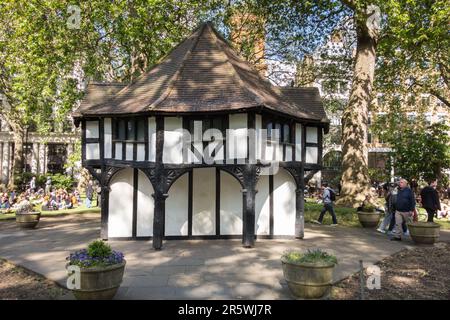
[420,180,441,222]
[391,178,415,241]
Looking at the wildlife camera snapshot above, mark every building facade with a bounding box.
[74,22,329,250]
[0,114,78,186]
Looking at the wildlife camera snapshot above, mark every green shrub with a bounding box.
[282,249,337,266]
[87,240,112,259]
[51,173,75,190]
[359,204,377,212]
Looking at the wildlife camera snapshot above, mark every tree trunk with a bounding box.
[8,122,24,189]
[337,15,377,207]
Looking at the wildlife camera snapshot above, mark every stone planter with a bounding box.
[15,212,41,229]
[281,258,335,299]
[407,222,440,245]
[357,211,381,228]
[69,261,126,300]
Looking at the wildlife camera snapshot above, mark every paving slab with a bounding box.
[1,213,449,300]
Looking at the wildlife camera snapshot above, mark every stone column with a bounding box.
[39,143,46,175]
[31,143,39,174]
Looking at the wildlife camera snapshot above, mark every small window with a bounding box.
[116,119,126,140]
[266,122,273,140]
[283,124,291,143]
[136,119,145,141]
[274,123,281,141]
[126,120,136,140]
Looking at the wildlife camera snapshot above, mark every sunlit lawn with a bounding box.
[305,198,450,230]
[0,196,100,221]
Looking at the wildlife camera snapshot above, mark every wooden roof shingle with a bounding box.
[74,22,328,127]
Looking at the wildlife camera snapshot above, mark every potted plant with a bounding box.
[407,221,440,244]
[15,200,41,229]
[66,240,126,300]
[357,203,381,228]
[281,249,337,299]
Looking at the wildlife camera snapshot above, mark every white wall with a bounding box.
[192,168,215,235]
[306,146,318,163]
[136,144,145,161]
[136,170,154,237]
[166,173,189,236]
[163,117,183,164]
[255,114,262,160]
[86,121,99,138]
[109,168,134,237]
[86,143,100,160]
[220,171,242,235]
[295,123,302,161]
[255,175,270,235]
[273,169,296,236]
[228,113,248,160]
[126,143,133,160]
[104,118,112,158]
[306,126,318,143]
[115,142,122,160]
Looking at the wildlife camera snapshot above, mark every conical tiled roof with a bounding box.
[74,22,328,125]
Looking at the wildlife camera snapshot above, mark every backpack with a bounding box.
[329,188,336,201]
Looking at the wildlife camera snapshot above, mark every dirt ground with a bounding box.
[1,243,449,300]
[0,258,68,300]
[332,242,450,300]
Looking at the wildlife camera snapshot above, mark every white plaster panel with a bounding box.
[163,117,183,164]
[255,175,270,235]
[273,169,296,236]
[86,143,99,160]
[104,118,112,158]
[137,170,154,237]
[255,114,262,160]
[86,121,99,139]
[295,123,302,161]
[306,126,318,143]
[285,145,293,162]
[108,168,134,237]
[306,147,318,163]
[136,144,145,161]
[115,142,122,160]
[166,173,189,236]
[228,113,247,160]
[126,143,133,161]
[192,168,215,236]
[220,171,242,235]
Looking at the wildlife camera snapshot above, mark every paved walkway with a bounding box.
[1,213,449,299]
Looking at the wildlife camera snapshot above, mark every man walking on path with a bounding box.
[391,178,415,241]
[420,179,441,222]
[313,183,338,226]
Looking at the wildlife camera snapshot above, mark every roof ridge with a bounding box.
[147,23,207,110]
[208,25,264,106]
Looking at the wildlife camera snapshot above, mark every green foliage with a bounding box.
[282,249,337,266]
[50,174,76,190]
[87,240,112,259]
[373,113,450,182]
[368,168,390,184]
[13,173,75,191]
[359,203,377,212]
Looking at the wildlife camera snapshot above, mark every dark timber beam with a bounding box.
[242,164,259,248]
[295,167,305,239]
[152,116,165,250]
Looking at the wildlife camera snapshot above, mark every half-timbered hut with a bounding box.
[73,22,329,250]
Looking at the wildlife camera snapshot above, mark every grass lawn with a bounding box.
[0,204,100,221]
[305,198,450,230]
[305,199,361,227]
